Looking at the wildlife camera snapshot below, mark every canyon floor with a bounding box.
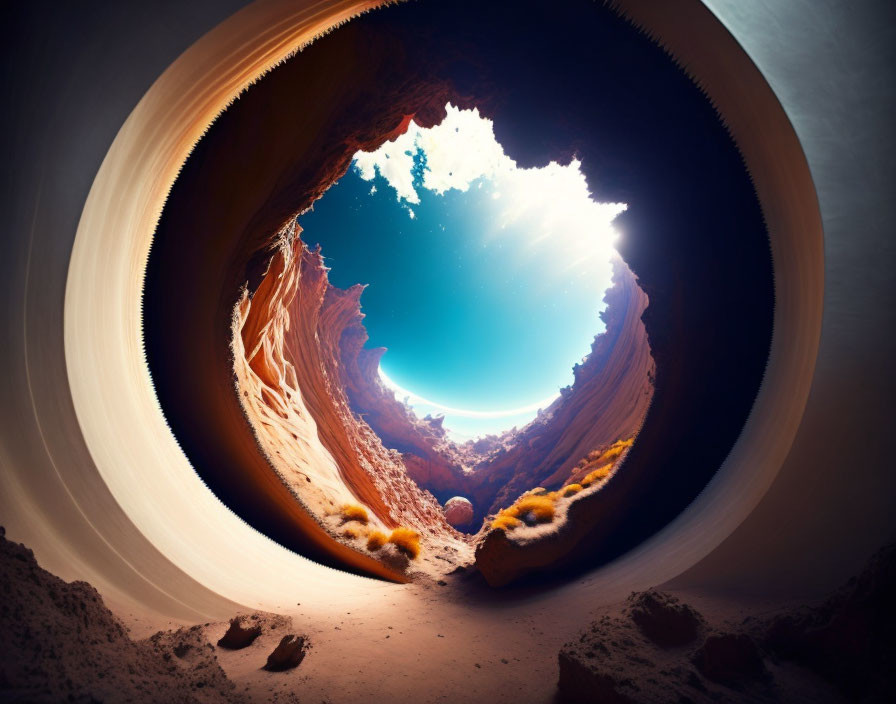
[4,525,891,703]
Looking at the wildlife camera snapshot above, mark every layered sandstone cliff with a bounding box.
[465,260,654,521]
[233,222,653,582]
[338,257,655,527]
[234,224,470,577]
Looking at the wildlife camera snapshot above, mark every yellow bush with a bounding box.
[366,530,388,551]
[561,483,583,497]
[600,438,635,463]
[341,504,369,524]
[388,527,421,559]
[342,525,361,540]
[490,515,522,531]
[488,437,634,532]
[601,446,624,463]
[601,449,620,463]
[582,464,613,487]
[576,438,635,477]
[525,487,549,496]
[515,495,555,523]
[498,505,521,519]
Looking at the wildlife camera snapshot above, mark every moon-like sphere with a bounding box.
[443,497,474,527]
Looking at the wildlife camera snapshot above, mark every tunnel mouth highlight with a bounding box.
[141,0,775,586]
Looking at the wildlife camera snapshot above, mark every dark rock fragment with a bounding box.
[0,526,241,701]
[263,634,309,672]
[217,617,262,650]
[627,590,703,647]
[691,633,766,686]
[761,543,896,699]
[557,649,637,704]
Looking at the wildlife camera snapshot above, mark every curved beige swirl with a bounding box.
[58,0,821,618]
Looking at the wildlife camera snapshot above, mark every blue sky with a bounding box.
[299,105,624,439]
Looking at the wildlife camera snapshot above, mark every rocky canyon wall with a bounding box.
[234,224,466,576]
[337,257,655,527]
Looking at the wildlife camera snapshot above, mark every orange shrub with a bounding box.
[561,483,583,497]
[601,447,623,463]
[526,487,549,496]
[341,504,369,524]
[601,438,635,463]
[490,515,522,531]
[515,495,555,523]
[366,530,388,551]
[575,438,635,475]
[388,527,421,559]
[489,436,634,533]
[498,505,521,519]
[582,464,613,487]
[343,525,361,540]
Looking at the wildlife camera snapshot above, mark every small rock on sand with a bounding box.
[264,635,310,672]
[217,617,263,650]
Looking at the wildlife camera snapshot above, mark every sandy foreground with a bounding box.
[9,520,885,704]
[117,572,583,703]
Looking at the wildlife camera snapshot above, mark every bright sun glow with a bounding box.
[378,369,558,419]
[352,104,626,440]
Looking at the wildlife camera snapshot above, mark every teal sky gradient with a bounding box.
[299,141,617,439]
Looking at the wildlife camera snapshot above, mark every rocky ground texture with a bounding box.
[558,545,896,703]
[0,527,308,703]
[2,524,893,703]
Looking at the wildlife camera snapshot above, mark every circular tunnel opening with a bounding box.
[231,101,655,580]
[142,0,773,587]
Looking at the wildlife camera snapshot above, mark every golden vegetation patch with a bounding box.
[342,525,362,540]
[580,438,631,464]
[581,465,613,487]
[490,495,555,531]
[388,527,421,559]
[490,514,523,531]
[575,437,634,487]
[499,505,520,519]
[366,530,388,551]
[515,495,556,522]
[489,437,635,533]
[340,504,369,524]
[561,483,584,497]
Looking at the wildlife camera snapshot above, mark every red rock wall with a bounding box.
[237,217,653,552]
[236,226,459,543]
[466,259,654,519]
[337,257,655,525]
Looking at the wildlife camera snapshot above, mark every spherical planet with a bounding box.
[443,496,474,527]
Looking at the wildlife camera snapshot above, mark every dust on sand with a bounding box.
[0,526,308,703]
[559,546,896,703]
[4,520,894,704]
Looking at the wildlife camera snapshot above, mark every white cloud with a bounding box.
[353,127,421,204]
[352,103,625,281]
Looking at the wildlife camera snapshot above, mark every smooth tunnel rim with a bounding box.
[62,0,823,614]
